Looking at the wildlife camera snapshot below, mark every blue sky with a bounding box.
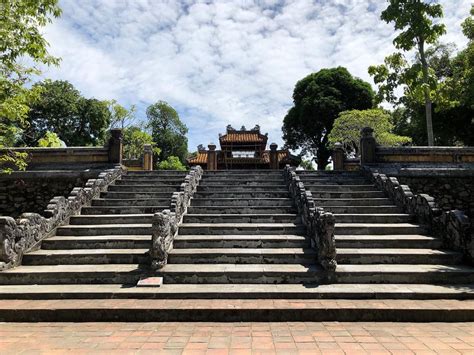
[39,0,472,151]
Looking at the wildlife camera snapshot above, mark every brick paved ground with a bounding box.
[0,322,473,354]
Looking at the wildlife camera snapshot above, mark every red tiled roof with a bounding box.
[220,132,267,143]
[187,151,208,164]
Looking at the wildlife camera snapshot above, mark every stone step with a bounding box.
[108,185,180,193]
[173,235,308,249]
[115,179,183,185]
[126,171,188,176]
[91,198,171,206]
[321,206,401,214]
[121,175,185,182]
[299,178,368,184]
[335,223,427,235]
[168,248,317,264]
[303,184,377,191]
[56,224,151,236]
[296,171,362,176]
[156,264,474,284]
[1,283,472,300]
[22,249,149,265]
[41,235,151,249]
[194,191,290,199]
[101,191,172,199]
[187,206,297,214]
[315,198,392,206]
[0,299,473,322]
[190,198,293,207]
[333,214,414,223]
[0,264,144,285]
[337,248,462,265]
[197,185,288,192]
[178,223,306,235]
[310,191,386,199]
[199,180,285,186]
[335,235,443,249]
[182,214,301,224]
[205,170,283,175]
[81,206,168,215]
[69,214,153,225]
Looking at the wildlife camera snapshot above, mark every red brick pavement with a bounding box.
[0,321,472,354]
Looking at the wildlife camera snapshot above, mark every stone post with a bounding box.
[332,142,344,171]
[269,143,278,170]
[360,127,376,165]
[207,143,217,171]
[143,144,153,171]
[108,128,123,164]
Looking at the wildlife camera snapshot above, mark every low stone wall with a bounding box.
[0,171,101,218]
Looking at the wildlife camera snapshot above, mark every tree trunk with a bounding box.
[419,40,434,146]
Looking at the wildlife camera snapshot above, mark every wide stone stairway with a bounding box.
[0,170,188,286]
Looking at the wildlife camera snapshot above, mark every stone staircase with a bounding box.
[0,170,188,285]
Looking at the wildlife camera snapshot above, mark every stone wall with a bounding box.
[0,171,100,218]
[396,175,474,218]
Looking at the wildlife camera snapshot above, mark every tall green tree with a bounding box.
[108,99,136,129]
[375,0,446,146]
[122,126,160,160]
[0,0,61,172]
[146,101,188,164]
[282,67,374,170]
[23,80,111,146]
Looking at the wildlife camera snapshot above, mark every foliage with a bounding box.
[282,67,374,170]
[370,0,447,146]
[146,101,188,164]
[37,131,62,147]
[299,159,315,171]
[23,80,111,146]
[108,100,136,129]
[0,0,61,172]
[122,126,160,160]
[328,109,411,154]
[157,156,186,171]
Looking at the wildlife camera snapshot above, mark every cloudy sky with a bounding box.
[40,0,472,151]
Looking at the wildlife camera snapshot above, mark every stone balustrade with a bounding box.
[362,167,473,264]
[0,165,124,269]
[150,166,203,269]
[283,165,337,271]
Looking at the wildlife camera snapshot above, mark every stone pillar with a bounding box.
[108,128,122,164]
[143,144,153,171]
[207,143,217,171]
[269,143,278,170]
[332,142,344,171]
[360,127,376,165]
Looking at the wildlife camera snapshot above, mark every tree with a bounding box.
[0,0,61,172]
[23,80,111,146]
[299,159,315,171]
[377,0,446,146]
[108,100,136,129]
[157,156,186,171]
[282,67,374,170]
[328,109,411,155]
[122,126,160,160]
[37,131,62,147]
[146,101,188,164]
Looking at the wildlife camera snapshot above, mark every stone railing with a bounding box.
[283,165,336,271]
[0,165,124,269]
[362,167,473,264]
[150,166,203,269]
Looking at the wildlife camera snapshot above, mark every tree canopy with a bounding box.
[371,0,447,146]
[282,67,374,170]
[122,126,160,160]
[23,80,111,146]
[146,101,188,164]
[157,156,186,171]
[328,109,411,155]
[0,0,61,172]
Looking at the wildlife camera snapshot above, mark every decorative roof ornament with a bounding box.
[226,124,235,132]
[251,125,260,132]
[240,125,246,131]
[197,144,206,151]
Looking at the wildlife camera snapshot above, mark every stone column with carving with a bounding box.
[143,144,153,171]
[269,143,278,170]
[360,127,376,165]
[207,143,217,171]
[332,142,344,171]
[108,128,123,164]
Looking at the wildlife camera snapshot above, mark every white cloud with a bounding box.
[40,0,472,151]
